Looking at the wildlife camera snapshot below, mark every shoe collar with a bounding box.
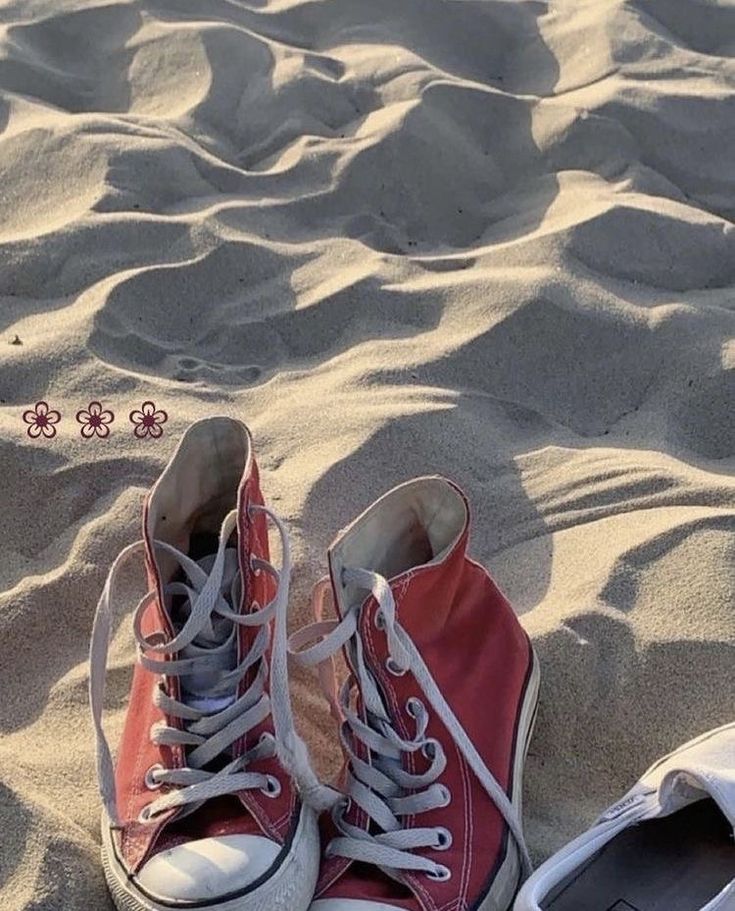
[327,475,469,622]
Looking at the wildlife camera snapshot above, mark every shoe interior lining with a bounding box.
[542,799,735,911]
[336,477,467,584]
[146,417,249,579]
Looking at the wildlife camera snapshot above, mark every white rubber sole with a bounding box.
[101,803,320,911]
[475,647,541,911]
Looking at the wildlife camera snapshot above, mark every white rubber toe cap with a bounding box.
[136,834,282,902]
[310,901,405,911]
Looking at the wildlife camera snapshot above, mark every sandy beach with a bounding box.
[0,0,734,907]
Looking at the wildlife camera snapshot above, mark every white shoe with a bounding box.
[514,722,735,911]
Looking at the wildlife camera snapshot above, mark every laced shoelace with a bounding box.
[90,504,327,828]
[289,566,532,882]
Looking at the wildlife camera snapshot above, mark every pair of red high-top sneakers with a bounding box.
[90,417,539,911]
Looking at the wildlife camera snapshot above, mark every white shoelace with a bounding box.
[289,566,532,881]
[89,504,327,828]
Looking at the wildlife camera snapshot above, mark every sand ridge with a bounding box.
[0,0,733,907]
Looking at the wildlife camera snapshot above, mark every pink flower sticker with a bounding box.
[76,401,114,439]
[129,401,167,439]
[22,401,61,439]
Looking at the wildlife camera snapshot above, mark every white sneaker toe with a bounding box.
[136,834,282,903]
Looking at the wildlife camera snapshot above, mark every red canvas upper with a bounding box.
[314,480,534,911]
[112,443,298,872]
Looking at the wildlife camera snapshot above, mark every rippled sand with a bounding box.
[0,0,733,907]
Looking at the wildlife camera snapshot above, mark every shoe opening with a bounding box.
[334,476,468,583]
[543,799,735,911]
[146,417,251,575]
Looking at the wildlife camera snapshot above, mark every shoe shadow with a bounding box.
[294,401,735,863]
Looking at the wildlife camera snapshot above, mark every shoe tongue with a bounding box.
[175,548,241,712]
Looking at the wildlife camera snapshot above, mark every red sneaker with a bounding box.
[290,476,540,911]
[89,417,319,911]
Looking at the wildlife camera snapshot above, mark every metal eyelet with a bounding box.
[436,783,451,807]
[434,827,453,850]
[249,599,261,614]
[426,864,451,882]
[249,555,262,577]
[373,609,385,630]
[385,656,407,676]
[406,697,424,717]
[144,764,164,790]
[137,804,155,824]
[141,626,168,650]
[260,775,281,798]
[421,738,439,760]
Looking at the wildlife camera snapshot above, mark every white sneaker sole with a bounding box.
[101,803,320,911]
[475,646,541,911]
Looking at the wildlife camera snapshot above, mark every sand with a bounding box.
[0,0,734,907]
